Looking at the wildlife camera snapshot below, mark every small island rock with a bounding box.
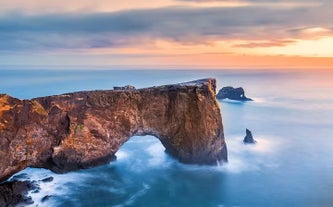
[41,195,54,203]
[41,176,54,183]
[243,129,256,144]
[217,86,252,101]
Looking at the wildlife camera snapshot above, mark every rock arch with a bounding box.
[0,79,227,182]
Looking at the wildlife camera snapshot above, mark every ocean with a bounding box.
[1,69,333,207]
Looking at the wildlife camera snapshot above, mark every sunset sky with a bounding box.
[0,0,332,69]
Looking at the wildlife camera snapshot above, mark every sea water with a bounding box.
[1,69,333,207]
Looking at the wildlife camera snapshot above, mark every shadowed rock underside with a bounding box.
[0,78,227,182]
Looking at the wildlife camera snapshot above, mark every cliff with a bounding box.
[0,78,227,182]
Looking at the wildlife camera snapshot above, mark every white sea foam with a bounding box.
[220,135,282,173]
[146,142,167,166]
[119,133,283,175]
[252,97,266,103]
[124,183,150,206]
[9,168,93,207]
[113,183,150,207]
[116,150,131,160]
[115,135,174,171]
[220,99,245,104]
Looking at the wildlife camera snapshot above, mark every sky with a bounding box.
[0,0,332,69]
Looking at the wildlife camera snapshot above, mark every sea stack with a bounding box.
[216,86,252,101]
[0,78,227,182]
[243,129,256,144]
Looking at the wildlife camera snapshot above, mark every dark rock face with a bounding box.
[0,78,227,182]
[0,180,38,207]
[243,129,256,144]
[216,86,252,101]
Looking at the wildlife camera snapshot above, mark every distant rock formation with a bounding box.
[0,78,227,182]
[243,129,256,144]
[216,86,252,101]
[113,85,136,90]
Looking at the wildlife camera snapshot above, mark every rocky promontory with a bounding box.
[217,86,252,101]
[0,78,227,182]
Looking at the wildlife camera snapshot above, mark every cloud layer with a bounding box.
[0,0,332,69]
[0,2,331,52]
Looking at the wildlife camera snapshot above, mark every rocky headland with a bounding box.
[0,78,227,182]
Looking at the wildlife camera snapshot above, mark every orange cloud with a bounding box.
[233,39,297,48]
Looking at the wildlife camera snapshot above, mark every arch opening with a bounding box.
[115,135,174,169]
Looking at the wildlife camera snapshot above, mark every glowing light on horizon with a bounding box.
[246,36,333,57]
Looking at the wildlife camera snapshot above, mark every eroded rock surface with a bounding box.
[217,86,252,101]
[0,78,227,182]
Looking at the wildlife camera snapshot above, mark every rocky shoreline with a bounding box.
[0,180,37,207]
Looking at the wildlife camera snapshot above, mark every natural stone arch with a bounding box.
[0,79,227,182]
